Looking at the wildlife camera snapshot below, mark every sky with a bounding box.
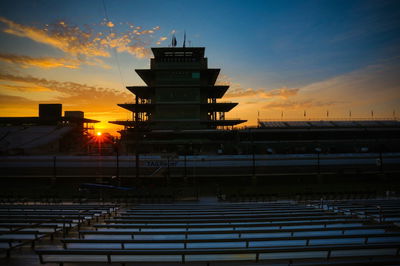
[0,0,399,135]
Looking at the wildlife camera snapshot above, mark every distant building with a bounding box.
[0,104,99,155]
[244,119,400,154]
[38,103,62,124]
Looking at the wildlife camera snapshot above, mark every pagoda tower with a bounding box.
[111,47,246,131]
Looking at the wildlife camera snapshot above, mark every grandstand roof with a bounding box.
[258,120,400,129]
[0,116,99,125]
[0,125,73,153]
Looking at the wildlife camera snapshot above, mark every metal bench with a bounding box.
[104,214,358,224]
[78,224,394,240]
[0,230,47,257]
[94,218,368,230]
[36,243,400,265]
[62,231,400,249]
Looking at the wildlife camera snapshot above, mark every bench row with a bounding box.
[36,243,400,264]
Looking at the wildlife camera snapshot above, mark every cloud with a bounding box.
[266,88,299,98]
[215,74,233,86]
[263,99,342,110]
[0,17,109,58]
[225,87,299,99]
[299,58,400,106]
[0,72,131,111]
[0,53,81,69]
[0,82,51,92]
[0,93,41,116]
[0,72,136,133]
[217,74,299,100]
[156,36,168,45]
[0,93,38,106]
[260,58,400,115]
[0,17,163,67]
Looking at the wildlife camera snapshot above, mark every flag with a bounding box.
[172,35,177,47]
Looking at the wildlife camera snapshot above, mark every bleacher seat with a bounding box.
[35,201,400,264]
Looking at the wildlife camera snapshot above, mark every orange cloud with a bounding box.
[257,59,400,120]
[0,82,51,92]
[263,99,342,110]
[0,17,109,58]
[106,21,115,28]
[0,16,163,66]
[0,72,132,134]
[225,87,299,99]
[156,36,168,45]
[0,53,81,69]
[217,74,299,100]
[0,93,38,107]
[0,72,131,110]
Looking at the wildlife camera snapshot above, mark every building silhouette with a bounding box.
[0,104,99,155]
[110,47,246,153]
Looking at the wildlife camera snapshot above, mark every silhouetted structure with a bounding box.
[111,47,245,130]
[0,104,99,155]
[110,47,246,153]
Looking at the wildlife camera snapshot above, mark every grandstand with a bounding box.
[1,200,398,265]
[258,119,400,129]
[0,126,73,154]
[0,203,117,259]
[0,104,99,155]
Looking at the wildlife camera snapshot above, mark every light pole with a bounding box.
[184,146,187,181]
[135,131,140,184]
[114,142,120,185]
[52,156,56,187]
[250,129,256,184]
[315,147,322,176]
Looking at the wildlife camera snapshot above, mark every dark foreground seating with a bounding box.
[36,244,400,264]
[0,203,117,258]
[62,231,400,250]
[0,230,47,257]
[316,199,400,223]
[34,201,400,265]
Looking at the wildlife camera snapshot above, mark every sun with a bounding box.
[97,132,102,136]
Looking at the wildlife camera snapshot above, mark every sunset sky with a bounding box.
[0,0,399,135]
